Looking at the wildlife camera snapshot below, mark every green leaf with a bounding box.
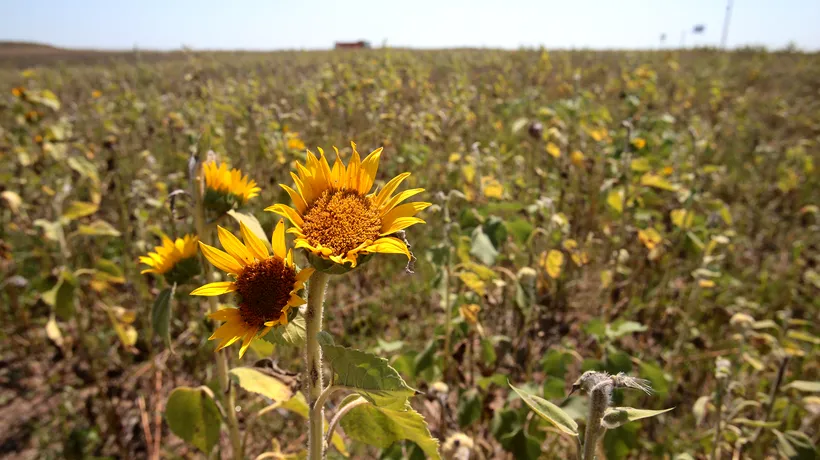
[42,271,76,320]
[457,389,482,428]
[477,373,508,390]
[151,286,174,351]
[783,381,820,393]
[165,386,221,454]
[607,320,647,339]
[230,367,293,402]
[62,201,99,220]
[470,226,498,266]
[263,313,306,346]
[731,417,780,428]
[786,330,820,345]
[602,407,674,429]
[509,383,578,436]
[322,344,417,410]
[75,220,121,237]
[340,400,441,460]
[227,210,272,250]
[34,219,62,242]
[413,339,438,375]
[640,173,678,191]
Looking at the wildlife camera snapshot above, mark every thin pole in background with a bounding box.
[721,0,734,49]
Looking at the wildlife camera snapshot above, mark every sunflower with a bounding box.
[202,161,261,214]
[191,221,314,357]
[266,142,430,271]
[140,234,200,284]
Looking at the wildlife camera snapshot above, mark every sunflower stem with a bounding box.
[194,167,243,460]
[306,270,330,460]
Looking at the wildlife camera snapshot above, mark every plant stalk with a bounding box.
[583,383,610,460]
[306,271,330,460]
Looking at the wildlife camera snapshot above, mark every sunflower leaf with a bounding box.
[322,344,418,410]
[165,386,221,454]
[229,367,293,402]
[509,383,579,436]
[602,406,674,429]
[339,398,441,460]
[151,285,175,352]
[263,313,306,347]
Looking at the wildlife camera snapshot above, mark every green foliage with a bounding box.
[150,285,174,351]
[165,387,221,454]
[509,383,578,436]
[229,367,293,402]
[323,344,417,410]
[340,397,441,460]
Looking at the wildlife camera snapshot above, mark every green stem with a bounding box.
[194,171,242,460]
[583,384,609,460]
[306,270,330,460]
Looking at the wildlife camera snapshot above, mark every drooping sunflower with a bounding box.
[191,221,314,357]
[202,161,261,214]
[140,234,200,284]
[266,142,430,270]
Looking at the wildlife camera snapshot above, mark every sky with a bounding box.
[4,0,820,51]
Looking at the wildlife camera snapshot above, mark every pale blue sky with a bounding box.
[4,0,819,51]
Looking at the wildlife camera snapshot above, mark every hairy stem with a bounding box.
[583,383,610,460]
[306,271,330,460]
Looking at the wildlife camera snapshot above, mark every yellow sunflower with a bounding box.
[202,161,261,214]
[191,220,314,357]
[266,142,430,270]
[140,234,200,284]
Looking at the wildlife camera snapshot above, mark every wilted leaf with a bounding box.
[75,220,121,237]
[165,386,221,454]
[1,191,22,213]
[62,201,99,220]
[509,383,578,436]
[46,315,64,348]
[230,367,293,402]
[670,209,695,229]
[541,250,564,279]
[640,173,678,191]
[458,271,486,296]
[607,189,624,214]
[783,381,820,393]
[546,142,561,158]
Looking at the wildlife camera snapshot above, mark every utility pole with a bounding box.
[721,0,734,49]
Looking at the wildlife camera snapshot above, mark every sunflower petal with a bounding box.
[280,184,308,214]
[347,141,362,191]
[238,326,259,358]
[294,267,315,289]
[199,242,244,275]
[288,293,307,307]
[381,202,432,231]
[217,226,252,266]
[375,172,411,206]
[381,216,427,235]
[272,219,287,259]
[364,237,412,259]
[209,307,242,321]
[381,188,425,213]
[240,222,269,260]
[265,204,304,228]
[359,147,383,194]
[190,281,237,296]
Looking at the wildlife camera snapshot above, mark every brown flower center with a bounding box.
[234,257,297,327]
[301,188,382,256]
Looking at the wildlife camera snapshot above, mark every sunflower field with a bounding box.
[1,48,818,459]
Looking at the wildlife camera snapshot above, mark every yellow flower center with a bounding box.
[234,257,296,327]
[301,189,382,256]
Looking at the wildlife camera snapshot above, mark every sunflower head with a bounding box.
[140,234,200,284]
[202,161,261,215]
[266,142,430,274]
[191,220,314,358]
